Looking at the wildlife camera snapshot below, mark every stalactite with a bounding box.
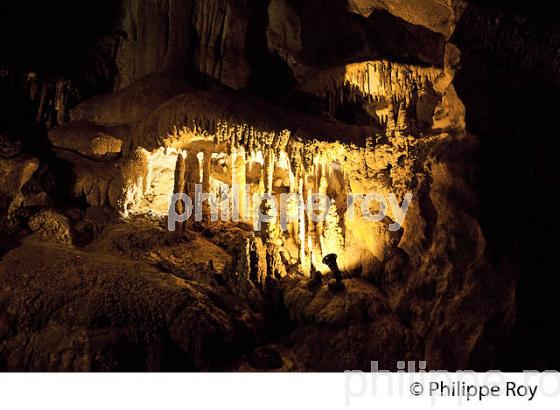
[308,235,316,273]
[298,175,306,272]
[258,167,265,195]
[316,167,329,240]
[198,151,209,191]
[365,135,375,179]
[299,59,442,131]
[304,174,315,241]
[231,147,247,220]
[264,147,275,195]
[236,235,266,286]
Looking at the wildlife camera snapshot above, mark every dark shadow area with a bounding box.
[453,2,560,370]
[246,0,298,101]
[0,1,119,71]
[0,0,120,108]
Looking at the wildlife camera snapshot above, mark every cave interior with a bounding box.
[0,0,559,372]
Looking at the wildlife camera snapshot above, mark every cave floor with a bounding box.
[0,207,416,371]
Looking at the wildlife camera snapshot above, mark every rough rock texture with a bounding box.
[267,0,447,84]
[71,71,192,126]
[28,209,74,245]
[48,122,127,161]
[114,0,456,91]
[192,0,251,89]
[115,0,182,89]
[89,221,234,280]
[0,219,265,371]
[348,0,466,38]
[393,142,515,369]
[52,149,117,208]
[0,155,39,230]
[115,0,251,90]
[283,278,422,370]
[133,89,372,152]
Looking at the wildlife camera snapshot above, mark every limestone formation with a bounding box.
[70,72,192,126]
[28,209,73,245]
[115,0,251,90]
[348,0,466,39]
[48,122,127,161]
[0,155,39,230]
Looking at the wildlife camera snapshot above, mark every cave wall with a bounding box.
[115,0,253,90]
[113,0,462,90]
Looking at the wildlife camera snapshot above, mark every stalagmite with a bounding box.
[298,176,306,271]
[187,151,202,187]
[201,150,212,220]
[26,72,39,101]
[36,82,49,123]
[397,102,408,132]
[54,78,68,125]
[173,152,188,240]
[386,101,396,133]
